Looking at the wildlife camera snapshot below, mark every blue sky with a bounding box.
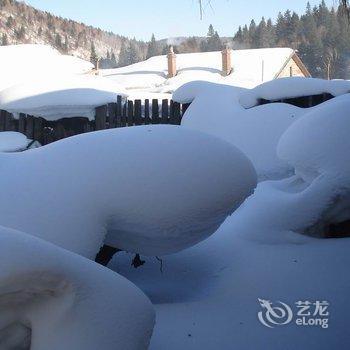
[26,0,335,41]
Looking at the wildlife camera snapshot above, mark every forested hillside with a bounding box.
[233,1,350,79]
[0,0,348,78]
[0,0,148,68]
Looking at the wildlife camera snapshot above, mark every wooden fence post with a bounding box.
[19,114,26,134]
[161,99,169,124]
[25,116,34,139]
[108,103,117,129]
[127,100,134,126]
[121,100,127,127]
[116,95,122,127]
[95,105,107,130]
[144,99,150,125]
[152,99,159,124]
[134,100,142,125]
[33,117,43,143]
[173,102,181,125]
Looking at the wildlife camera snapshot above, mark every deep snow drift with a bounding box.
[277,94,350,236]
[0,125,256,258]
[174,81,305,180]
[111,95,350,350]
[0,226,154,350]
[0,75,127,120]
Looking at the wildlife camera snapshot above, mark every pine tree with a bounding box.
[90,41,98,64]
[1,33,8,46]
[146,34,160,58]
[201,24,222,51]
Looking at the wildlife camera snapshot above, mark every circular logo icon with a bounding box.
[258,298,293,328]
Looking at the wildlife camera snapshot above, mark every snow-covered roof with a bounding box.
[102,48,295,93]
[0,74,127,120]
[0,44,94,91]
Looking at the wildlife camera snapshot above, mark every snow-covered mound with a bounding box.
[102,48,295,93]
[0,75,127,120]
[174,81,305,181]
[0,226,154,350]
[0,125,256,258]
[240,77,350,108]
[276,94,350,235]
[0,132,34,152]
[0,44,94,91]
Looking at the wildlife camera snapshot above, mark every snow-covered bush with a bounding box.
[0,226,154,350]
[174,80,305,180]
[0,125,256,258]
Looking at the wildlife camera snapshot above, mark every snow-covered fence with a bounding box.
[257,92,334,108]
[0,96,190,145]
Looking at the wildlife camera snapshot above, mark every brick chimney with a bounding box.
[222,45,232,76]
[167,46,177,78]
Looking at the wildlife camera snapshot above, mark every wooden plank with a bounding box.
[182,103,190,115]
[161,99,169,124]
[95,105,107,130]
[121,100,127,127]
[108,103,117,129]
[19,113,26,134]
[33,117,43,143]
[134,99,142,125]
[173,102,181,125]
[116,95,122,127]
[26,115,34,139]
[4,112,15,131]
[169,100,175,124]
[127,100,134,126]
[144,99,150,125]
[152,99,159,124]
[0,111,6,131]
[54,122,66,140]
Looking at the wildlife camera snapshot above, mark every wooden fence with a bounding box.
[0,96,191,146]
[258,92,334,108]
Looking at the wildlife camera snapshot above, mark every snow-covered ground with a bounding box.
[0,44,349,349]
[111,93,350,350]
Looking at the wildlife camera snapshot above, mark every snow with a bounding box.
[174,81,305,181]
[0,132,33,152]
[0,225,154,350]
[276,94,350,235]
[0,75,127,120]
[110,94,350,349]
[0,125,256,258]
[0,45,94,91]
[102,48,295,93]
[240,77,350,108]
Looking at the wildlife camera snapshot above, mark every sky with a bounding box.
[26,0,336,41]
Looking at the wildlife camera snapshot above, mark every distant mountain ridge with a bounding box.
[0,0,148,67]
